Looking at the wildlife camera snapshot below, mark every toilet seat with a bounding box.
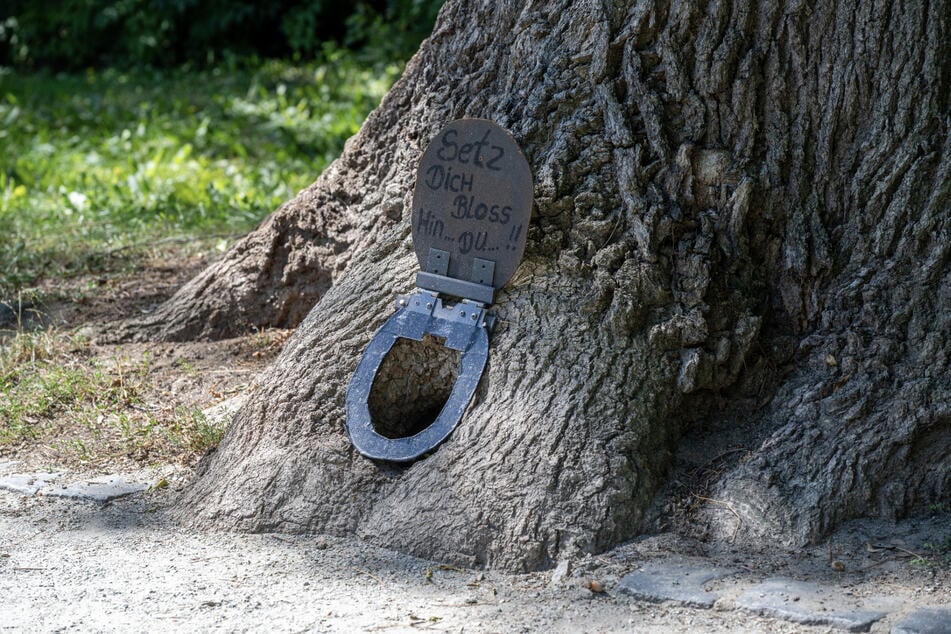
[344,118,532,462]
[345,290,491,462]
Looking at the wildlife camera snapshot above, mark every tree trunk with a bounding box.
[144,0,949,570]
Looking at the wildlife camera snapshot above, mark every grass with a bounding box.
[0,51,401,295]
[0,327,224,465]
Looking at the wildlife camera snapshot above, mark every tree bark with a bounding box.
[145,0,950,570]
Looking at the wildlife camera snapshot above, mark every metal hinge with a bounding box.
[397,290,496,331]
[415,247,497,306]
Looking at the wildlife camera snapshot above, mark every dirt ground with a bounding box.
[1,255,949,632]
[0,251,291,472]
[2,474,949,633]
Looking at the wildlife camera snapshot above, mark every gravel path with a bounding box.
[1,466,948,633]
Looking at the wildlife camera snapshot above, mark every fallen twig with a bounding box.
[354,567,385,584]
[894,546,927,559]
[693,494,743,542]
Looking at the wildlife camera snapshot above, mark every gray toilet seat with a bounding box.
[344,118,532,463]
[345,291,490,462]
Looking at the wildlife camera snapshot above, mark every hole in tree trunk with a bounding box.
[368,334,461,439]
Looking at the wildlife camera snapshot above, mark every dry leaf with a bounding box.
[584,578,605,593]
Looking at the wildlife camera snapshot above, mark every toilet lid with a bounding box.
[411,119,533,291]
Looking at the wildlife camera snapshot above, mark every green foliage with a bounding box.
[165,408,226,453]
[0,54,400,295]
[345,0,445,65]
[0,1,444,71]
[281,1,328,59]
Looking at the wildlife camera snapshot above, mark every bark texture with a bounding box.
[159,0,949,570]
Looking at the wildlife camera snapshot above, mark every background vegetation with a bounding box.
[0,0,443,296]
[0,0,441,69]
[0,57,399,291]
